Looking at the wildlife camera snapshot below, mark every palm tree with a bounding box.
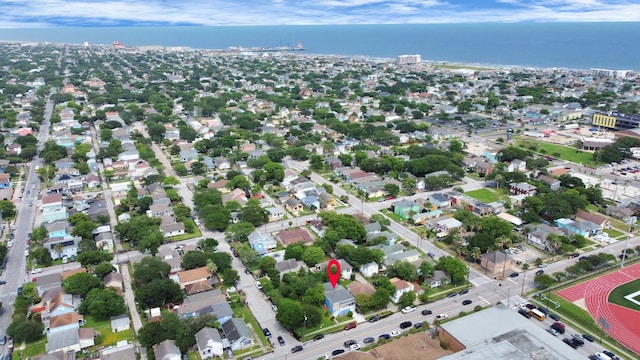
[54,243,63,261]
[206,259,217,275]
[470,247,482,264]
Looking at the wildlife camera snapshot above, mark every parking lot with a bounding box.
[507,244,548,271]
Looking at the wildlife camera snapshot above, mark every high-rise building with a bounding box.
[396,54,421,65]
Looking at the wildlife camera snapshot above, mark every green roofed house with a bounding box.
[393,199,420,220]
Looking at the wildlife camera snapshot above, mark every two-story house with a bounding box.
[323,283,356,317]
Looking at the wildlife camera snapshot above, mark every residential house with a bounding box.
[476,161,494,176]
[38,288,81,321]
[427,270,450,288]
[276,228,314,246]
[0,173,9,188]
[101,343,137,360]
[274,259,302,277]
[537,174,561,191]
[428,193,451,209]
[154,339,182,360]
[220,318,254,351]
[265,205,285,221]
[606,206,634,221]
[104,272,123,294]
[94,231,114,251]
[509,182,537,196]
[435,218,463,234]
[178,291,233,324]
[364,222,382,235]
[110,314,130,333]
[214,157,231,170]
[44,235,81,260]
[177,266,213,290]
[319,259,353,280]
[393,199,420,220]
[46,312,84,333]
[347,281,376,297]
[323,283,356,317]
[576,210,611,230]
[45,327,81,354]
[247,230,277,255]
[526,223,567,253]
[480,251,513,274]
[195,327,224,359]
[389,277,414,303]
[221,188,247,206]
[148,203,173,218]
[42,193,64,212]
[283,197,303,212]
[507,159,526,172]
[85,174,102,188]
[482,148,502,163]
[42,207,68,223]
[308,219,326,237]
[365,231,397,244]
[35,273,63,297]
[384,249,423,266]
[359,262,379,278]
[555,218,601,237]
[161,222,186,238]
[180,149,199,163]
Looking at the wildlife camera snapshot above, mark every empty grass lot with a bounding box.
[465,188,500,203]
[517,139,598,166]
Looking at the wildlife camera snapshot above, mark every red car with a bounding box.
[343,322,357,331]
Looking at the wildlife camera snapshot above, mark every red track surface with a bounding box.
[557,263,640,355]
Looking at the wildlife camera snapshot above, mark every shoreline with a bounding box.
[0,38,634,75]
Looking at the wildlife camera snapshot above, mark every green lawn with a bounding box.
[608,278,640,311]
[22,338,46,358]
[604,228,625,239]
[465,188,500,203]
[516,139,598,166]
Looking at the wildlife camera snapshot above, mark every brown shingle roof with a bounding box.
[276,228,314,246]
[177,266,211,286]
[49,312,83,329]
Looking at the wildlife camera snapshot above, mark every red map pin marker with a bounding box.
[328,259,340,289]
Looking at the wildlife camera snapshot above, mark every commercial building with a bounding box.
[438,305,582,359]
[592,112,640,130]
[396,54,421,65]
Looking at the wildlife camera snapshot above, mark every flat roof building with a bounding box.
[438,305,583,360]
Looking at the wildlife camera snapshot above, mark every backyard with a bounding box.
[465,188,501,203]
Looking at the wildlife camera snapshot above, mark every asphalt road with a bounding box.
[0,91,54,347]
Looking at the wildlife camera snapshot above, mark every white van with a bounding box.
[595,353,612,360]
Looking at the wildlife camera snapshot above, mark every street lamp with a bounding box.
[621,216,636,268]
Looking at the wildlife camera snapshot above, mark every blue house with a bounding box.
[45,221,68,238]
[323,283,356,317]
[301,195,320,210]
[428,193,451,209]
[0,173,9,188]
[554,218,599,237]
[247,230,277,256]
[482,148,501,163]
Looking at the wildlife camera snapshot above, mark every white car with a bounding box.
[390,331,400,337]
[401,306,416,314]
[6,241,12,248]
[31,268,43,274]
[349,343,360,350]
[25,250,30,257]
[272,304,278,312]
[11,225,16,231]
[538,263,548,268]
[255,281,263,290]
[435,314,448,321]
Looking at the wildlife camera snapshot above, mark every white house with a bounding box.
[359,262,379,278]
[195,327,224,359]
[390,277,414,303]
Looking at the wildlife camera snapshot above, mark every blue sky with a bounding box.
[0,0,639,27]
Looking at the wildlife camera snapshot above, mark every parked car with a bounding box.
[446,292,457,298]
[509,272,519,278]
[277,336,285,346]
[421,309,432,315]
[462,299,473,305]
[602,350,619,360]
[349,343,360,351]
[390,331,400,337]
[401,306,415,314]
[458,289,469,295]
[344,322,357,331]
[313,334,325,341]
[535,270,544,276]
[363,337,375,344]
[546,327,559,336]
[291,345,303,353]
[378,334,390,340]
[368,316,380,323]
[549,314,560,321]
[30,268,43,274]
[582,334,595,342]
[0,335,6,345]
[435,314,448,320]
[0,280,5,285]
[518,309,532,318]
[399,321,412,329]
[331,349,345,356]
[262,328,271,337]
[344,340,356,348]
[413,322,423,329]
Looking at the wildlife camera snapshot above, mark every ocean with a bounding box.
[0,23,639,71]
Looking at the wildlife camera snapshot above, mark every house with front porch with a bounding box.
[247,230,277,255]
[555,218,600,237]
[323,283,356,317]
[526,223,565,253]
[393,199,420,220]
[389,277,414,303]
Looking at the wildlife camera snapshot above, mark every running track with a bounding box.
[557,262,640,355]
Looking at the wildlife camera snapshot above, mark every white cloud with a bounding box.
[0,0,638,28]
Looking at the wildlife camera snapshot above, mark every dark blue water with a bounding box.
[1,23,638,70]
